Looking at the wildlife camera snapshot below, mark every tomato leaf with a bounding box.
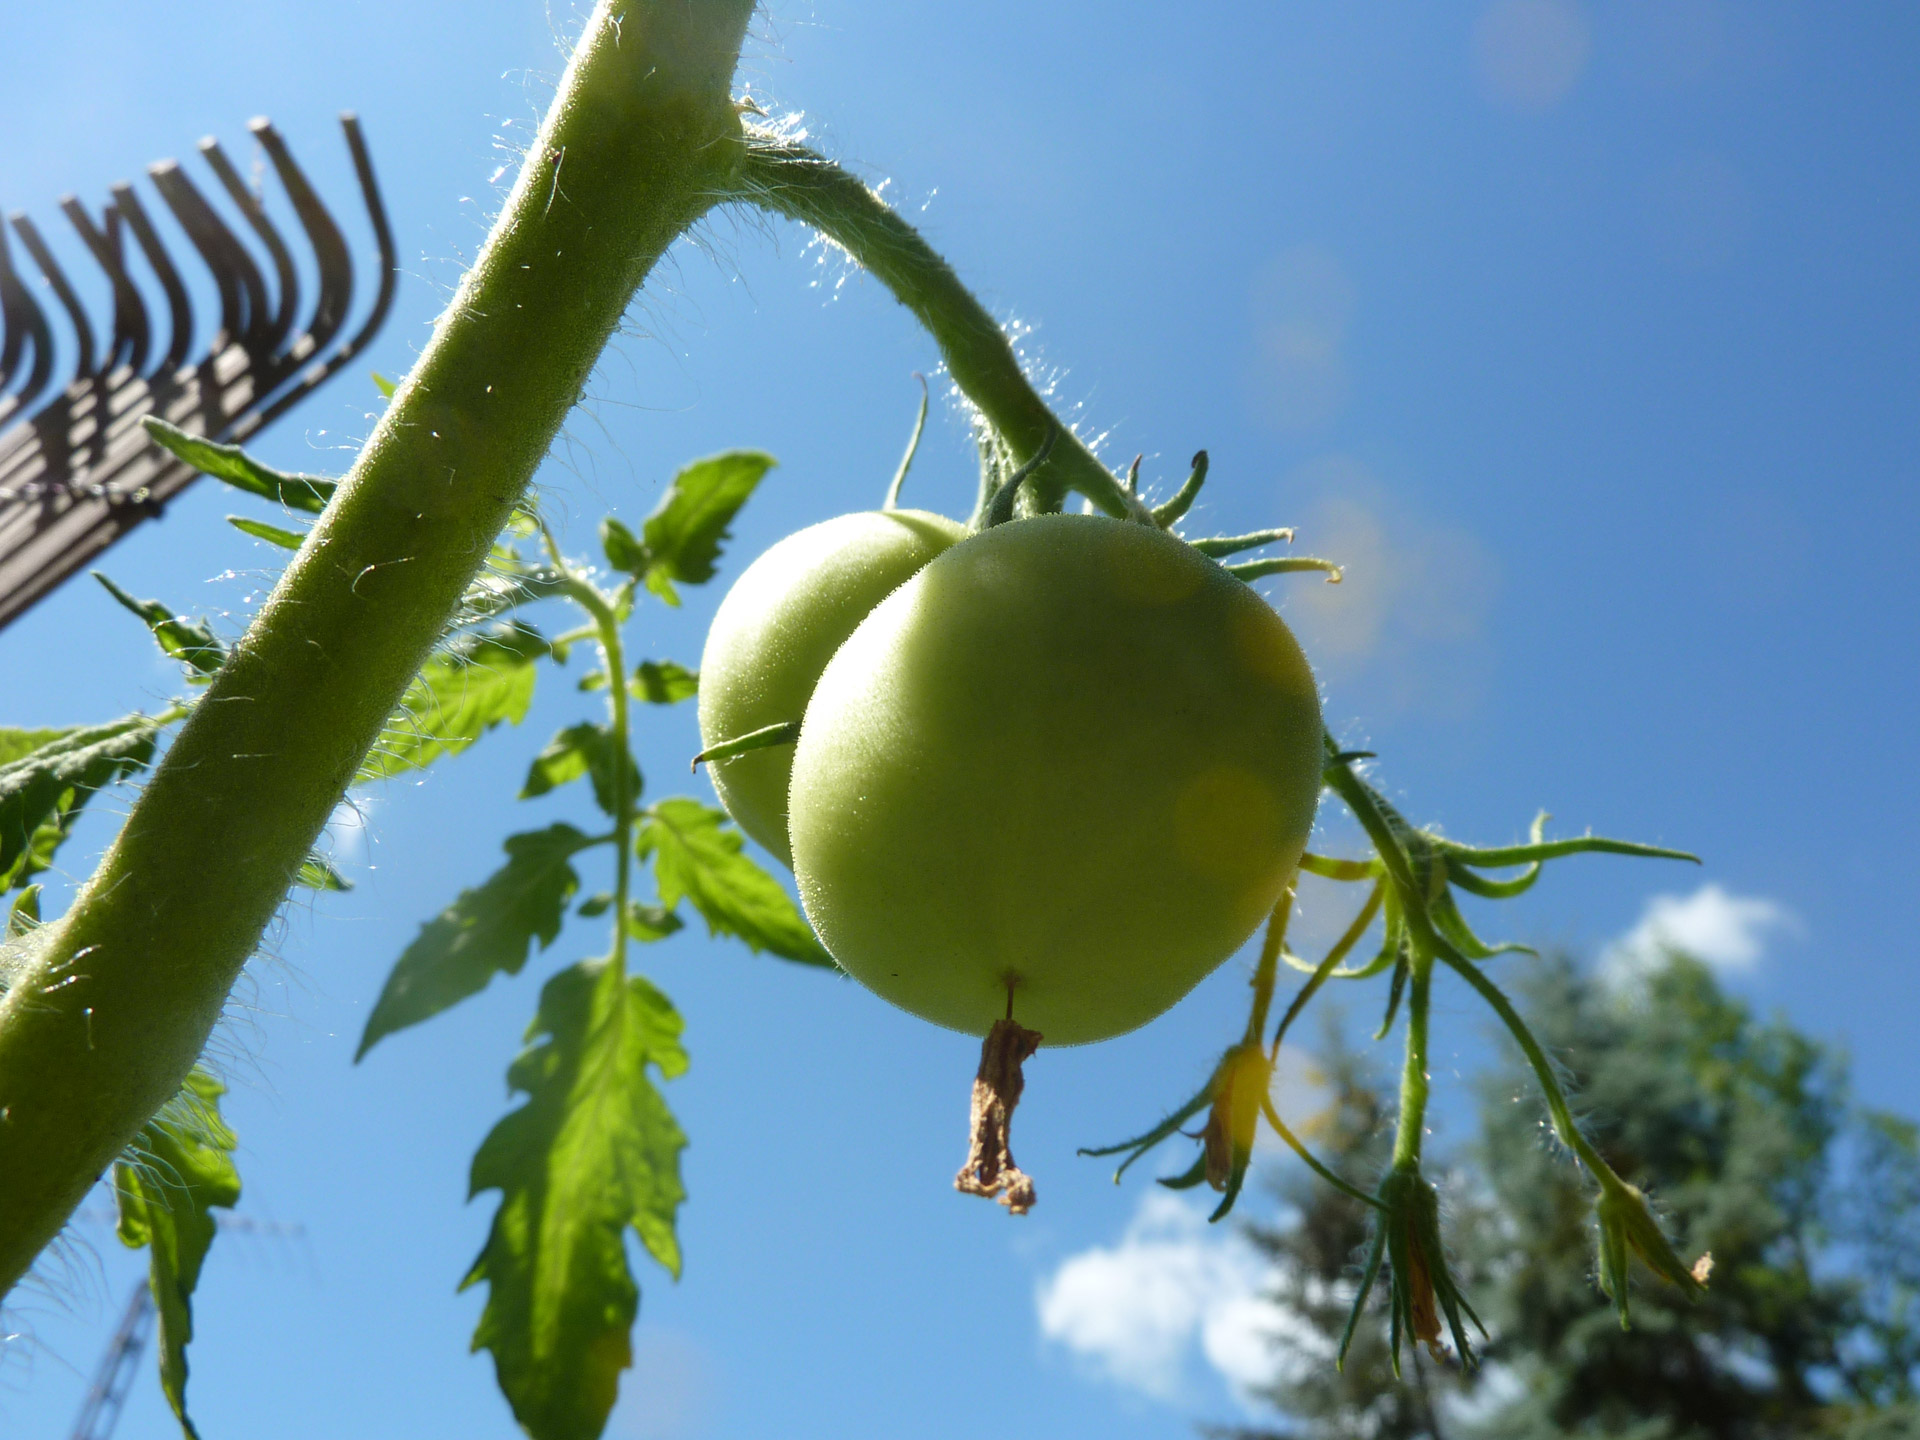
[94,574,227,677]
[631,451,776,605]
[465,959,687,1440]
[599,517,648,576]
[142,415,336,514]
[635,798,833,967]
[227,515,306,550]
[631,660,698,705]
[114,1068,240,1440]
[295,854,352,892]
[356,824,595,1058]
[0,716,160,887]
[520,722,643,818]
[362,623,547,780]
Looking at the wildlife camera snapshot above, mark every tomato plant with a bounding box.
[0,2,1721,1435]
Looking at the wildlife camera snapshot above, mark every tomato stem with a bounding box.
[730,135,1154,525]
[0,0,757,1298]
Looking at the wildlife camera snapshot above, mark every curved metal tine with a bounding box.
[148,160,268,355]
[338,114,397,357]
[200,136,298,353]
[110,184,194,378]
[60,197,151,376]
[245,112,398,434]
[250,120,352,356]
[9,212,95,383]
[0,223,55,406]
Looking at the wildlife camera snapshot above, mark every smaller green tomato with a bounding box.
[698,508,965,865]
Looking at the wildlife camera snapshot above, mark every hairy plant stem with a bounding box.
[1391,960,1433,1172]
[730,135,1152,524]
[0,0,755,1297]
[571,573,635,978]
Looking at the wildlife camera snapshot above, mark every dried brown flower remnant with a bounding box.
[955,1018,1043,1214]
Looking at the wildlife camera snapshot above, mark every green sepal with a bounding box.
[689,720,800,771]
[1077,1081,1211,1182]
[635,798,833,967]
[465,958,688,1440]
[1151,451,1207,527]
[94,574,227,677]
[114,1068,241,1440]
[1595,1173,1706,1329]
[1188,527,1295,559]
[142,416,335,513]
[356,824,599,1058]
[1227,555,1342,583]
[1355,1165,1485,1376]
[1156,1153,1210,1190]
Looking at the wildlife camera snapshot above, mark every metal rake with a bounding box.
[0,114,396,633]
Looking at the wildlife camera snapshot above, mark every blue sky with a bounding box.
[3,2,1917,1436]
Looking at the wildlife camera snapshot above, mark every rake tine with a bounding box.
[0,115,397,633]
[251,120,352,357]
[9,212,95,382]
[199,136,300,353]
[110,184,195,378]
[244,113,397,436]
[148,159,268,353]
[0,225,55,416]
[60,197,151,377]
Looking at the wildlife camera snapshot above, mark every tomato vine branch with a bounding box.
[729,133,1153,524]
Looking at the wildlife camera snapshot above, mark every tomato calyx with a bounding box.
[953,1015,1045,1215]
[689,718,800,772]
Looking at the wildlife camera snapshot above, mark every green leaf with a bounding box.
[635,798,833,967]
[465,959,687,1440]
[599,517,648,576]
[0,717,160,886]
[631,660,698,705]
[634,451,776,605]
[227,515,305,550]
[624,902,684,943]
[7,884,40,937]
[114,1069,241,1440]
[372,370,398,399]
[94,574,227,677]
[295,854,352,892]
[363,623,547,780]
[520,723,643,818]
[357,824,596,1059]
[142,416,336,513]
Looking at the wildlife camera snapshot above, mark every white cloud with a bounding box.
[1602,883,1794,977]
[1035,1192,1276,1405]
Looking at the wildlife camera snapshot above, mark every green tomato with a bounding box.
[698,508,965,865]
[789,513,1324,1046]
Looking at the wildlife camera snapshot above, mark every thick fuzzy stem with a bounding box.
[0,0,754,1297]
[732,136,1150,523]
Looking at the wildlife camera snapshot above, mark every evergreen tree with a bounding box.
[1228,954,1920,1439]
